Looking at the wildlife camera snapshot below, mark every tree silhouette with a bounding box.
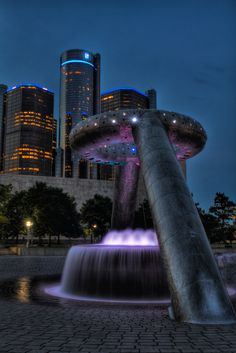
[80,194,112,241]
[195,202,220,243]
[209,192,236,244]
[1,182,81,245]
[25,182,81,244]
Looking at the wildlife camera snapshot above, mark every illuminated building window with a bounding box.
[3,85,55,176]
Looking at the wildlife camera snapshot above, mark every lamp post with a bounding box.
[91,223,97,244]
[25,219,33,248]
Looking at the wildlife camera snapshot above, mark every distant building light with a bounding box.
[7,83,53,93]
[173,120,176,124]
[101,87,147,97]
[112,119,116,124]
[132,116,138,123]
[61,60,94,68]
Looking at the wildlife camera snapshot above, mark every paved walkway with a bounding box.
[0,256,235,353]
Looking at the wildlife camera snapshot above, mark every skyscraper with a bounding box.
[0,84,7,171]
[52,118,57,176]
[101,88,156,112]
[59,49,100,178]
[3,84,55,176]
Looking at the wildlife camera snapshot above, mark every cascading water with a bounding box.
[101,229,158,246]
[46,230,170,302]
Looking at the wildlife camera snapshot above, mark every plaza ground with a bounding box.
[0,256,236,353]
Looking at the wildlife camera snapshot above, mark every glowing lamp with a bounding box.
[25,220,33,228]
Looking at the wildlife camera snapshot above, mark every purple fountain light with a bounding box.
[46,229,170,303]
[101,229,158,246]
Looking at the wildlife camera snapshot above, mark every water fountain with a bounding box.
[49,109,236,324]
[47,230,169,302]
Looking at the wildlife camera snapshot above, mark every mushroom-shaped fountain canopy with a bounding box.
[69,109,207,165]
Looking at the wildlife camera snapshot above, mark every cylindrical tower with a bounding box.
[59,49,100,178]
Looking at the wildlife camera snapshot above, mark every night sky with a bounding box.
[1,0,236,210]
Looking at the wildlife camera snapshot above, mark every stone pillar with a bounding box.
[132,110,236,324]
[111,161,140,230]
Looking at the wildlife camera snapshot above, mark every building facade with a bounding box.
[0,84,7,171]
[3,84,55,176]
[52,119,57,176]
[59,49,100,178]
[101,88,156,112]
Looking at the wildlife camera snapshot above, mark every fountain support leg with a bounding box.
[111,160,140,230]
[132,110,236,324]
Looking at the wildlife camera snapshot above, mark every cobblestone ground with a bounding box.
[0,256,236,353]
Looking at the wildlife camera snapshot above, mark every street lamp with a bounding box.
[90,223,97,244]
[25,219,33,248]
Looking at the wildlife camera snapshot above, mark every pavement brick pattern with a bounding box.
[0,256,235,353]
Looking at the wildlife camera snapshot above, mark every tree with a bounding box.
[0,184,13,239]
[0,182,81,244]
[25,182,81,245]
[195,202,220,243]
[0,184,13,215]
[0,215,9,225]
[134,199,153,229]
[80,194,112,241]
[209,192,236,244]
[3,190,29,241]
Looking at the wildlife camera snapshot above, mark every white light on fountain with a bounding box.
[101,229,158,246]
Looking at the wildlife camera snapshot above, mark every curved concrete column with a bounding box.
[111,161,140,230]
[132,111,236,324]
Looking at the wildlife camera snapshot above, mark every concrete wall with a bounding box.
[9,246,70,256]
[0,173,147,211]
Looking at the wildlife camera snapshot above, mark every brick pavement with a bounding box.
[0,256,235,353]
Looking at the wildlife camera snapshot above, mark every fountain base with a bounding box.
[57,244,169,301]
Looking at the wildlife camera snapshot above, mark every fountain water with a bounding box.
[101,229,158,246]
[47,230,169,302]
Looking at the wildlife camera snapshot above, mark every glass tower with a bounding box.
[3,84,55,176]
[101,88,154,112]
[59,49,100,178]
[0,84,8,171]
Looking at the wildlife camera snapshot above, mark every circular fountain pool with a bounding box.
[46,230,170,303]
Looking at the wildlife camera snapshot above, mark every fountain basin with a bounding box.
[60,244,169,301]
